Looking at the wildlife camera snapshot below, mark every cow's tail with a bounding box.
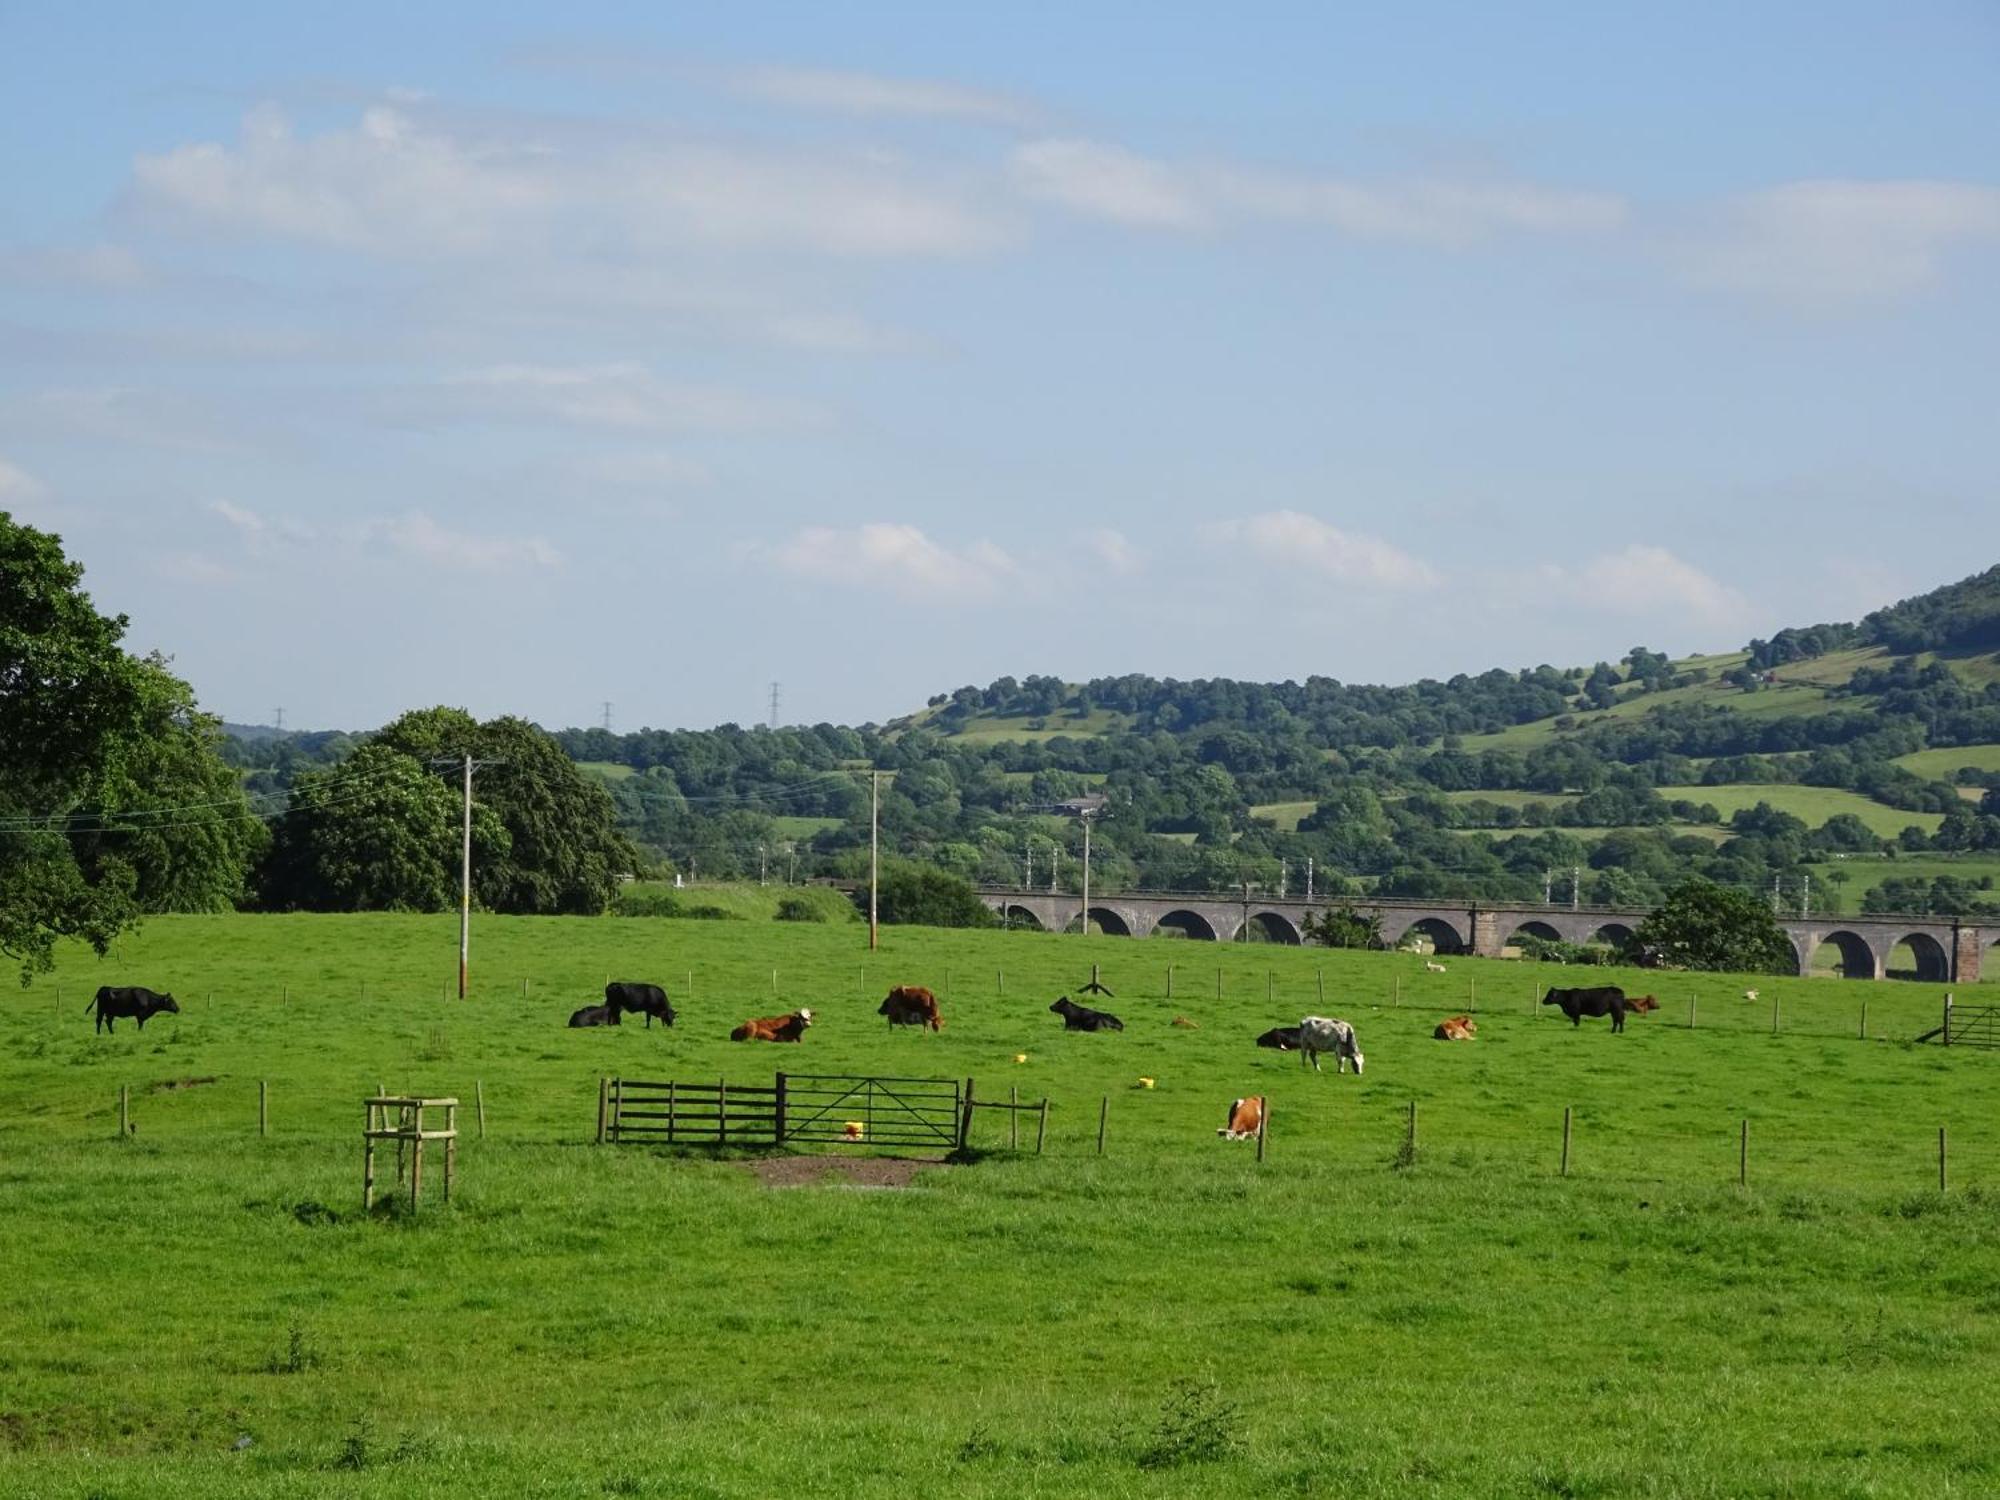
[82,994,99,1012]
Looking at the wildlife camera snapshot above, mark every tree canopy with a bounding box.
[1633,879,1797,974]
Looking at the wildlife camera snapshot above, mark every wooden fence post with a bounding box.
[475,1080,486,1139]
[1166,964,1174,1000]
[1560,1106,1572,1177]
[1406,1099,1418,1158]
[1316,969,1324,1005]
[958,1077,976,1150]
[1940,1126,1948,1193]
[1470,975,1477,1012]
[611,1077,624,1145]
[595,1077,609,1145]
[717,1077,727,1144]
[1266,971,1273,1004]
[1097,1095,1108,1156]
[997,969,1004,997]
[772,967,779,997]
[259,1080,268,1138]
[1256,1099,1268,1162]
[1009,1086,1019,1150]
[118,1085,128,1137]
[1036,1098,1048,1154]
[774,1073,788,1144]
[1859,1000,1867,1040]
[1771,994,1780,1035]
[1689,994,1697,1030]
[667,1080,677,1144]
[1739,1119,1748,1187]
[1216,967,1223,1001]
[1394,975,1401,1007]
[1942,993,1953,1046]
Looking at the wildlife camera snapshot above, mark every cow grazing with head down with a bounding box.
[605,981,674,1028]
[1050,996,1123,1032]
[731,1008,814,1042]
[1299,1016,1364,1074]
[1255,1025,1303,1051]
[1543,985,1629,1032]
[568,1003,619,1028]
[87,986,179,1034]
[1218,1096,1265,1141]
[878,986,943,1030]
[1433,1015,1477,1041]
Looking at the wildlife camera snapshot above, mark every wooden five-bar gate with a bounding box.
[597,1071,966,1151]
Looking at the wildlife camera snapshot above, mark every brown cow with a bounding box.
[1433,1015,1477,1041]
[730,1007,814,1042]
[1626,994,1660,1013]
[878,986,943,1031]
[1217,1096,1265,1141]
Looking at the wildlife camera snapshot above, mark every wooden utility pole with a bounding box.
[458,753,473,999]
[1080,811,1092,935]
[868,770,881,951]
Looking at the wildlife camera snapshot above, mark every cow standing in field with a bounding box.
[1050,996,1123,1032]
[605,981,674,1028]
[87,987,179,1034]
[1542,985,1629,1033]
[1217,1096,1265,1141]
[878,986,943,1031]
[568,1004,619,1028]
[1298,1016,1364,1074]
[731,1008,814,1042]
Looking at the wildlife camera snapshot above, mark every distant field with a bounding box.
[4,915,1999,1496]
[1434,789,1578,812]
[945,710,1134,743]
[1894,745,2000,780]
[769,815,843,839]
[1454,824,1734,845]
[1808,853,2000,896]
[616,881,858,922]
[1768,645,1891,687]
[1655,784,1944,836]
[1248,800,1318,831]
[576,760,636,780]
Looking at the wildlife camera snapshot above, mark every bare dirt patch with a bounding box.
[742,1155,945,1190]
[148,1076,218,1093]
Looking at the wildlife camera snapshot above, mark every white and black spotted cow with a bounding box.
[1298,1015,1364,1075]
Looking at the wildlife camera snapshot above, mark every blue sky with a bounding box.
[3,2,1996,730]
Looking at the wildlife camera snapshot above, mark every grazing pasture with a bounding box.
[4,914,2000,1497]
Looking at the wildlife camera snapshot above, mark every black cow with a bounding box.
[1255,1025,1303,1051]
[605,981,674,1028]
[568,1003,619,1028]
[1050,996,1123,1032]
[86,986,179,1034]
[1543,985,1628,1033]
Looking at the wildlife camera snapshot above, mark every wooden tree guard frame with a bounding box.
[364,1095,458,1210]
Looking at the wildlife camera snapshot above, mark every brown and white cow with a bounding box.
[730,1008,815,1042]
[1626,994,1660,1014]
[878,985,943,1031]
[1433,1015,1477,1041]
[1217,1095,1265,1141]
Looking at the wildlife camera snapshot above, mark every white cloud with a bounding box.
[362,510,562,572]
[1012,139,1207,229]
[208,498,265,536]
[153,550,235,584]
[1207,510,1439,589]
[431,363,824,433]
[733,65,1036,127]
[131,102,1006,260]
[1012,137,1625,244]
[0,456,47,506]
[1570,545,1748,626]
[771,522,1016,602]
[1678,179,2000,308]
[1082,526,1143,576]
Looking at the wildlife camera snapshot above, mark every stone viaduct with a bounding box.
[975,887,1995,983]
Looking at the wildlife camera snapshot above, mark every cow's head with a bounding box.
[796,1008,814,1027]
[1049,997,1071,1014]
[156,994,180,1014]
[1349,1049,1365,1075]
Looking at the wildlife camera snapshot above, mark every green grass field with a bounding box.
[5,914,2000,1496]
[1894,744,2000,780]
[1655,784,1944,836]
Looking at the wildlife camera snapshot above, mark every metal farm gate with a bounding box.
[596,1072,964,1151]
[779,1073,965,1151]
[1945,1002,2000,1049]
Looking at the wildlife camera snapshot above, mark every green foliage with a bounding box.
[867,860,999,928]
[1303,900,1381,949]
[1635,878,1797,973]
[1138,1376,1243,1469]
[258,743,469,911]
[774,895,826,922]
[1,516,257,979]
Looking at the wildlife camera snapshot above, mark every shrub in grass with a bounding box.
[774,896,825,923]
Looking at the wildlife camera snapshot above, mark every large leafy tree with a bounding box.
[1,515,259,978]
[1633,878,1797,973]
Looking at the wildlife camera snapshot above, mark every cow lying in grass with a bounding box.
[568,1004,618,1027]
[1299,1016,1364,1074]
[1217,1096,1265,1140]
[1433,1015,1477,1041]
[1626,994,1659,1014]
[731,1008,814,1042]
[1255,1025,1302,1051]
[1050,996,1123,1032]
